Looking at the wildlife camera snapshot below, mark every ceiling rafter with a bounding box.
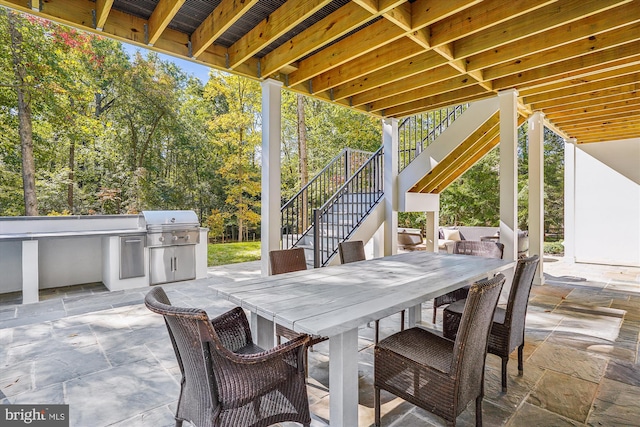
[147,0,185,46]
[191,0,258,59]
[95,0,113,31]
[227,0,332,70]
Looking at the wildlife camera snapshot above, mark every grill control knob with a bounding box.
[185,235,191,241]
[158,236,165,242]
[172,235,178,241]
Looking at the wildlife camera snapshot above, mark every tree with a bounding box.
[205,72,262,241]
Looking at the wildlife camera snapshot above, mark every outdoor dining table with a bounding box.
[208,250,515,427]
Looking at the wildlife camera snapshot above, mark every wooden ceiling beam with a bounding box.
[311,38,425,94]
[540,90,640,114]
[524,71,640,104]
[147,0,185,46]
[453,0,631,59]
[228,0,331,70]
[465,1,640,72]
[545,98,640,119]
[95,0,113,31]
[287,19,406,87]
[191,0,258,59]
[350,65,461,106]
[577,130,640,143]
[520,61,640,99]
[382,86,489,117]
[429,0,556,47]
[553,111,640,127]
[486,23,640,83]
[364,75,479,112]
[331,50,447,100]
[260,2,375,78]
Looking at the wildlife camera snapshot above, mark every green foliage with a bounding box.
[208,241,261,266]
[544,241,564,255]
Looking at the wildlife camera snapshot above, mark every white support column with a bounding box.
[528,112,545,285]
[425,211,438,252]
[22,240,39,304]
[261,79,283,276]
[499,89,519,262]
[383,118,398,256]
[329,328,359,427]
[564,138,577,263]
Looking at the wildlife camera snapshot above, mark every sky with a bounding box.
[122,42,212,84]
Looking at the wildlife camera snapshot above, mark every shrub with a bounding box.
[544,241,564,255]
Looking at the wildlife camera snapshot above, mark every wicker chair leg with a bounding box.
[277,335,282,345]
[174,419,183,427]
[501,357,508,392]
[518,343,524,373]
[375,320,380,343]
[475,395,483,427]
[374,386,381,426]
[401,310,406,330]
[433,306,437,323]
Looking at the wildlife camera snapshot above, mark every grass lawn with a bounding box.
[208,241,261,266]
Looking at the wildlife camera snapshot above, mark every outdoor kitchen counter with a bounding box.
[0,229,146,241]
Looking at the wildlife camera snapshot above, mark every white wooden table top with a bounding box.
[209,251,515,337]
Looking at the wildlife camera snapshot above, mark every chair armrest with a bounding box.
[223,333,311,365]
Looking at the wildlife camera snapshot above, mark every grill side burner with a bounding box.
[140,210,201,285]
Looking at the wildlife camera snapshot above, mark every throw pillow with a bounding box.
[443,229,461,241]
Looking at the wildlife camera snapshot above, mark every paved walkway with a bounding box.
[0,257,639,426]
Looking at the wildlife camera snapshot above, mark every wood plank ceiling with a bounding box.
[2,0,639,144]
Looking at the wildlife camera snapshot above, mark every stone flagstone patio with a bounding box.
[0,257,639,426]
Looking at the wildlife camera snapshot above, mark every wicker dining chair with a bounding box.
[374,273,505,427]
[432,240,505,323]
[443,255,540,392]
[338,240,405,343]
[144,286,311,427]
[338,240,367,264]
[269,248,328,376]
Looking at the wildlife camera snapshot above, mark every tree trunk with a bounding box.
[68,138,75,212]
[297,94,309,230]
[8,12,38,216]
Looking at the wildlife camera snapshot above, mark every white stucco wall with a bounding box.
[574,138,640,267]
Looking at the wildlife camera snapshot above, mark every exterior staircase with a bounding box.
[281,96,507,267]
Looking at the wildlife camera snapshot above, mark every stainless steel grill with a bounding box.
[140,210,200,247]
[140,210,201,285]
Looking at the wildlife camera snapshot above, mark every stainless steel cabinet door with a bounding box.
[173,245,196,282]
[149,247,172,285]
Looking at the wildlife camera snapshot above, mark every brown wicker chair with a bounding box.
[339,240,405,343]
[374,273,505,427]
[270,248,327,347]
[338,240,366,264]
[144,286,311,427]
[432,240,505,323]
[443,255,539,392]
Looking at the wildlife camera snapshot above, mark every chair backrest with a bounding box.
[338,240,366,264]
[453,240,505,259]
[504,255,540,345]
[269,247,307,275]
[450,273,505,412]
[144,286,219,427]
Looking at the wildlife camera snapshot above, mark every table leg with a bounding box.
[329,328,359,427]
[407,303,422,327]
[251,312,274,349]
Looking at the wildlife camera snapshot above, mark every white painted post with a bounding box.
[261,79,283,276]
[383,118,398,256]
[329,328,359,427]
[498,89,519,262]
[564,138,577,263]
[528,112,545,285]
[426,211,438,252]
[22,240,39,304]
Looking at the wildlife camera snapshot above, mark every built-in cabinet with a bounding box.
[149,245,196,285]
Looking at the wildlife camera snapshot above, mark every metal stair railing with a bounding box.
[281,148,373,250]
[398,103,469,172]
[313,146,384,267]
